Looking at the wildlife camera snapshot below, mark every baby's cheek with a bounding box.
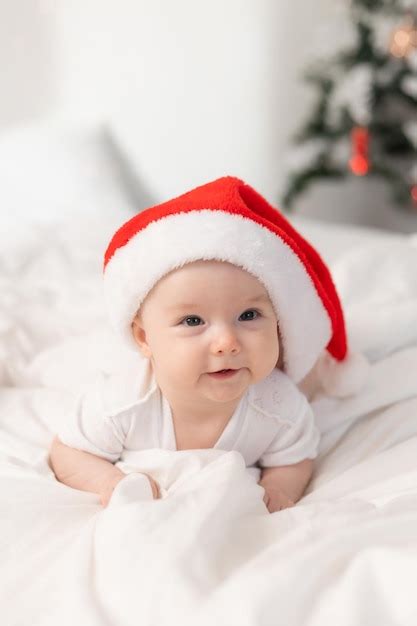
[262,333,281,372]
[160,341,192,372]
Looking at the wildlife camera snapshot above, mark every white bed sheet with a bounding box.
[1,214,417,625]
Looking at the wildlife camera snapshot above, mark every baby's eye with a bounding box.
[181,316,203,327]
[239,309,260,321]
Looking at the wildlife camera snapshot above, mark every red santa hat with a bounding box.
[103,176,369,397]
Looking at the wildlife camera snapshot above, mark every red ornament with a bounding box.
[349,126,370,176]
[411,184,417,205]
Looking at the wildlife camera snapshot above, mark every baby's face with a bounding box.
[132,260,280,406]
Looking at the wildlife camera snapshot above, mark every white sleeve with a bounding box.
[57,374,126,463]
[257,379,320,468]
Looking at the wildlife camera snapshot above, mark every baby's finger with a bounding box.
[147,475,160,499]
[153,479,161,499]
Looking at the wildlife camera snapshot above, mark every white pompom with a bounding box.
[316,351,370,398]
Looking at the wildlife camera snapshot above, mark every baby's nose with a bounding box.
[210,326,240,354]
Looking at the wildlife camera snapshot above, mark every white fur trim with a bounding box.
[316,350,370,397]
[103,210,332,382]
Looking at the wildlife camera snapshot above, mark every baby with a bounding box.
[49,176,366,513]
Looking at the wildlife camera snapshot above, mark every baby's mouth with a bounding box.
[207,369,240,379]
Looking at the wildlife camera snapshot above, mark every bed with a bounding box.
[1,121,417,626]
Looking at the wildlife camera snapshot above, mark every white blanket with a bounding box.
[1,364,417,625]
[1,219,417,625]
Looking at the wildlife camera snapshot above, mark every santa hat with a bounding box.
[103,176,369,397]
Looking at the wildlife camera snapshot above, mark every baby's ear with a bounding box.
[131,316,152,358]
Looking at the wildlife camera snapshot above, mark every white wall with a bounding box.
[1,0,416,232]
[0,1,59,126]
[44,0,321,203]
[0,1,325,199]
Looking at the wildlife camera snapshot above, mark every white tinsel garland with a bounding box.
[331,138,351,168]
[309,3,358,61]
[403,121,417,148]
[327,64,373,127]
[401,75,417,98]
[376,58,403,86]
[284,139,328,174]
[370,14,404,55]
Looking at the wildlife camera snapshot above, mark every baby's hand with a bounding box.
[143,473,161,500]
[100,472,160,507]
[259,476,295,514]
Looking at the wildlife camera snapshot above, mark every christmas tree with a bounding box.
[282,0,417,213]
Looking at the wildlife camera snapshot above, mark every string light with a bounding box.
[389,14,417,58]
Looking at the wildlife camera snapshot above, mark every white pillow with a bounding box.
[0,118,134,225]
[0,118,139,385]
[332,240,417,362]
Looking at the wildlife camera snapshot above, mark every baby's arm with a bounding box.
[259,459,314,513]
[49,437,159,506]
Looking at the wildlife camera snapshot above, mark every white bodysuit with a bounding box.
[58,359,320,468]
[58,358,320,470]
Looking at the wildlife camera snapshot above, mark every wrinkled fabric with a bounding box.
[1,344,417,625]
